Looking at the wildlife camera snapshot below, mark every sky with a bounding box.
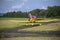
[0,0,60,13]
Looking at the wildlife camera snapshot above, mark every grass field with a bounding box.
[0,18,60,40]
[19,22,60,32]
[0,18,28,29]
[0,18,58,28]
[0,18,60,30]
[0,37,60,40]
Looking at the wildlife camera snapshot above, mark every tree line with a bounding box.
[1,6,60,18]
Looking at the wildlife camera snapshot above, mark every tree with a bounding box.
[2,6,60,18]
[47,6,60,17]
[29,9,41,17]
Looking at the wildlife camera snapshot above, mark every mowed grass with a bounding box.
[0,18,28,29]
[0,18,60,30]
[0,37,60,40]
[0,18,28,20]
[19,22,60,32]
[0,20,24,29]
[0,18,60,40]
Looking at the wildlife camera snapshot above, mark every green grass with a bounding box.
[0,37,60,40]
[0,18,60,31]
[0,18,28,20]
[0,20,26,29]
[0,18,60,40]
[0,18,28,29]
[19,23,60,32]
